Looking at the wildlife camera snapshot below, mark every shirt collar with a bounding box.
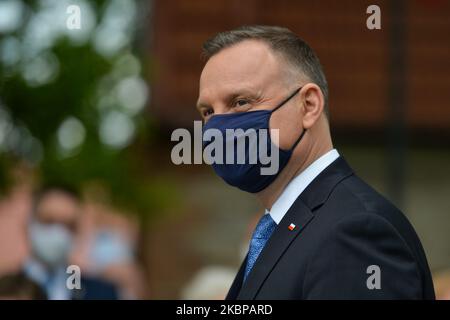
[265,149,340,224]
[24,259,71,300]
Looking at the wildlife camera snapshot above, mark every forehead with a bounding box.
[199,40,287,100]
[35,191,79,222]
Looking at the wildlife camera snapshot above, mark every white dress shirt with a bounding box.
[266,149,340,224]
[24,259,72,300]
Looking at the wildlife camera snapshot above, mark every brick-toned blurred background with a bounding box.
[151,0,450,132]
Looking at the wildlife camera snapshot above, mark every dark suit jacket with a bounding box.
[72,276,119,300]
[227,157,435,300]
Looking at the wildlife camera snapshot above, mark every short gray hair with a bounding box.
[202,25,329,116]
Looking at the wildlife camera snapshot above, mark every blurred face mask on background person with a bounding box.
[88,229,133,273]
[29,222,73,269]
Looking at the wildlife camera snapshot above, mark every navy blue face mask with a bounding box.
[202,87,307,193]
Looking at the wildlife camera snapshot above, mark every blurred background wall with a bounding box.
[0,0,449,299]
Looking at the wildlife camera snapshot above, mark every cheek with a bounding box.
[269,105,303,150]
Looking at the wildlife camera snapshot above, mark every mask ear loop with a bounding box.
[269,87,306,151]
[271,87,302,113]
[290,127,307,151]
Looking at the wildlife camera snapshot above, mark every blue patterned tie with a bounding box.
[244,214,277,282]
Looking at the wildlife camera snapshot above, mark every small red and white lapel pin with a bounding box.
[288,223,296,231]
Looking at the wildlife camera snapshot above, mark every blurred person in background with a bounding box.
[70,194,148,300]
[74,214,147,299]
[88,228,147,299]
[0,271,46,300]
[24,185,118,300]
[0,167,34,275]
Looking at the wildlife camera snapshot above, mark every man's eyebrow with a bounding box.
[226,89,260,102]
[196,88,262,111]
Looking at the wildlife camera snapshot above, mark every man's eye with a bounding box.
[235,99,249,107]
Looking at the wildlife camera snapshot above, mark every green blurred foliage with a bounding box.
[0,0,178,219]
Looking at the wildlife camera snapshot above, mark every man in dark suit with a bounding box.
[197,25,435,299]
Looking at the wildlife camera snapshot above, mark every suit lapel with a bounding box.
[237,198,314,299]
[232,156,354,300]
[300,157,354,210]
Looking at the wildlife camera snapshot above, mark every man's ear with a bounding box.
[300,83,325,129]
